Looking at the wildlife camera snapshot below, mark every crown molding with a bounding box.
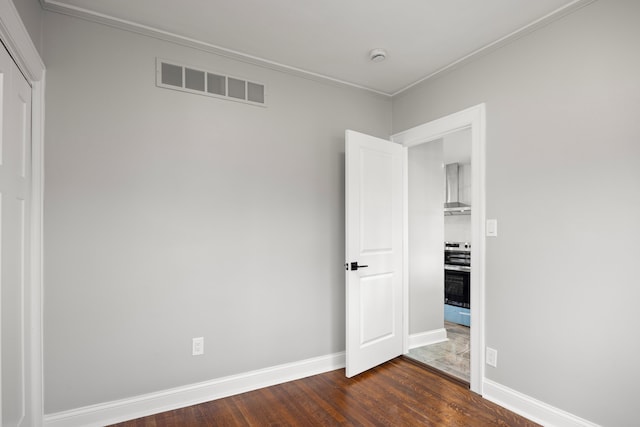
[41,0,596,98]
[392,0,597,96]
[40,0,391,97]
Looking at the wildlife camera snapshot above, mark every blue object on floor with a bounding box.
[444,304,470,327]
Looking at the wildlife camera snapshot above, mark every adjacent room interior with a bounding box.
[406,128,473,383]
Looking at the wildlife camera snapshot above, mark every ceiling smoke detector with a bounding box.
[369,48,387,63]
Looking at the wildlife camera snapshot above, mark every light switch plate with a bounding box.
[486,219,498,237]
[192,337,204,356]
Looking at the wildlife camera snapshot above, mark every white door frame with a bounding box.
[0,1,46,424]
[391,103,486,395]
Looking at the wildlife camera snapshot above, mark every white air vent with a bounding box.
[156,58,266,107]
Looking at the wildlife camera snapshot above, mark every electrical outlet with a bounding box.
[486,347,498,367]
[192,337,204,356]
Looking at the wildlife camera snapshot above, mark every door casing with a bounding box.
[391,103,486,394]
[0,0,46,424]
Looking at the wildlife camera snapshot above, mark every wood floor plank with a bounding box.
[269,378,343,426]
[110,357,540,426]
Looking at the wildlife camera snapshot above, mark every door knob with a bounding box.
[349,261,369,271]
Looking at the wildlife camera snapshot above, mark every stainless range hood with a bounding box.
[444,163,471,215]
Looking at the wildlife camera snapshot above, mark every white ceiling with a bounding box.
[42,0,590,95]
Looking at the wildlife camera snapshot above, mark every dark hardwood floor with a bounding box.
[111,357,539,426]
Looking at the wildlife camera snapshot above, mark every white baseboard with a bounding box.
[43,353,601,427]
[483,379,600,427]
[408,328,447,350]
[44,352,346,427]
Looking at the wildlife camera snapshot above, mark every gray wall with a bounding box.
[42,11,391,413]
[393,1,640,425]
[39,1,640,424]
[444,215,471,243]
[408,140,444,335]
[11,0,43,56]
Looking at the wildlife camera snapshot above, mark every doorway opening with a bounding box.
[391,103,486,394]
[408,321,470,382]
[404,128,472,383]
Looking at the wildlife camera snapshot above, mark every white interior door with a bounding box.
[0,42,32,426]
[345,130,403,378]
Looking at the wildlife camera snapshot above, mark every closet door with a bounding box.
[0,42,32,426]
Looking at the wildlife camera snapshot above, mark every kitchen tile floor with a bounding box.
[406,321,470,382]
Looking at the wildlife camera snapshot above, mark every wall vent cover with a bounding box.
[156,58,266,107]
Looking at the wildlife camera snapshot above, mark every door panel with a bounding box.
[0,42,32,427]
[360,274,394,344]
[360,149,394,251]
[345,130,403,378]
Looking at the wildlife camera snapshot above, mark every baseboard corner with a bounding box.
[482,378,600,427]
[408,327,448,350]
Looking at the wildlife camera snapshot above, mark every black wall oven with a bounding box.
[444,268,470,308]
[444,242,471,308]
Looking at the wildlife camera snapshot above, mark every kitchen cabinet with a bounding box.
[444,304,470,327]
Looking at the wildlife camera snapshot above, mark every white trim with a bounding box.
[401,147,409,354]
[483,379,601,427]
[40,0,390,96]
[0,0,44,81]
[28,76,45,427]
[392,103,486,395]
[469,104,487,396]
[0,2,46,426]
[43,352,345,427]
[40,0,595,97]
[391,0,596,96]
[408,328,448,350]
